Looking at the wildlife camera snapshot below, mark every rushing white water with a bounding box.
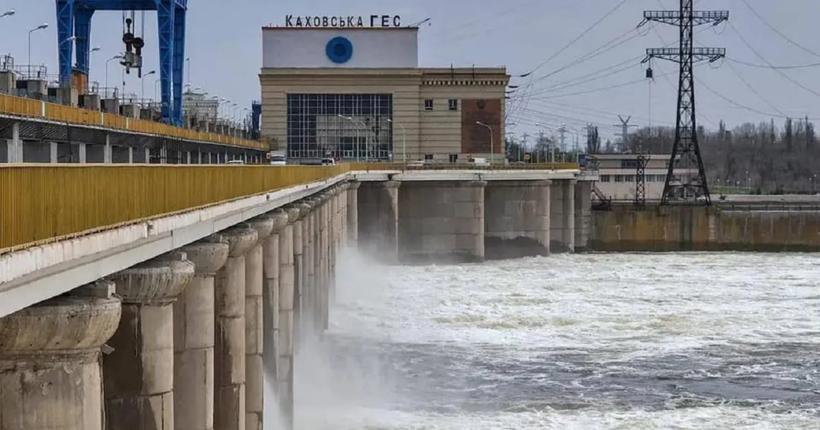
[292,251,820,430]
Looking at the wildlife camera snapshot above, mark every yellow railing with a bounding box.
[0,162,580,252]
[0,164,348,252]
[0,93,266,150]
[348,162,580,171]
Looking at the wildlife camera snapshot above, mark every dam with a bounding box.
[0,163,591,430]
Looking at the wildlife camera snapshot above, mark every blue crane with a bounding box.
[55,0,187,125]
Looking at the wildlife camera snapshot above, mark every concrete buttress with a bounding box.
[292,202,312,348]
[484,180,552,259]
[346,181,360,248]
[262,211,289,389]
[278,206,302,430]
[105,252,196,430]
[398,180,486,263]
[214,226,258,430]
[245,217,275,430]
[358,180,400,264]
[175,236,230,430]
[0,281,121,430]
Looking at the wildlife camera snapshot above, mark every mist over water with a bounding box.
[286,251,820,429]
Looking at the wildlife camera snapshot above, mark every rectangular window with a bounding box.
[285,93,393,161]
[614,175,624,183]
[448,99,458,111]
[424,99,434,111]
[424,153,434,160]
[621,159,638,168]
[600,174,611,182]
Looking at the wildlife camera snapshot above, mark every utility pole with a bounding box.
[639,0,728,206]
[613,115,637,151]
[522,133,530,162]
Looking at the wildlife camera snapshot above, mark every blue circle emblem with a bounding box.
[326,36,353,64]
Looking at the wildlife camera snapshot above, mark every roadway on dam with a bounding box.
[291,252,820,430]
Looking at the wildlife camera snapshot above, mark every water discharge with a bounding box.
[285,251,820,429]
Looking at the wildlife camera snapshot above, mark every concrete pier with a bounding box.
[574,180,592,251]
[358,180,400,263]
[549,180,576,253]
[105,252,196,430]
[175,237,230,430]
[303,198,317,337]
[278,206,302,429]
[262,211,289,393]
[245,217,275,430]
[0,281,121,430]
[346,181,360,247]
[484,180,552,259]
[214,226,258,430]
[316,192,330,332]
[398,180,486,263]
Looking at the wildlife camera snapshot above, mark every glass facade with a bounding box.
[286,94,393,160]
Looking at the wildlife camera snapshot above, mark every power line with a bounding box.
[729,21,820,99]
[727,57,820,70]
[739,0,820,60]
[522,0,629,77]
[697,78,820,121]
[723,59,786,117]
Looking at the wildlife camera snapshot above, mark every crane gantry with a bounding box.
[55,0,187,125]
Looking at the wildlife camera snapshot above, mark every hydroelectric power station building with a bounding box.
[260,15,510,163]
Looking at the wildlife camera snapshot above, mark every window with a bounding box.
[424,153,434,160]
[614,175,624,183]
[600,174,611,182]
[448,154,458,163]
[424,99,434,111]
[448,99,458,111]
[625,175,636,182]
[286,94,393,161]
[621,159,638,168]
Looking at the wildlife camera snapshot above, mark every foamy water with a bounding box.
[288,252,820,430]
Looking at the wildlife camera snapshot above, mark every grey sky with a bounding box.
[2,0,818,143]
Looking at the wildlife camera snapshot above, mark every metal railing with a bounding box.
[347,162,580,171]
[0,93,266,150]
[0,164,349,253]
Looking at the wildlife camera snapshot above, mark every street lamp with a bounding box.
[141,70,156,100]
[476,121,494,165]
[28,23,48,69]
[1,10,14,18]
[105,54,123,97]
[153,78,161,102]
[387,118,406,166]
[338,114,367,162]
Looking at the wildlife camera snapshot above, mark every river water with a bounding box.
[292,252,820,429]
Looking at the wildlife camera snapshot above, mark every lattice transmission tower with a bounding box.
[639,1,728,205]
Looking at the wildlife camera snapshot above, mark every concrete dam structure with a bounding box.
[589,202,820,252]
[0,165,592,430]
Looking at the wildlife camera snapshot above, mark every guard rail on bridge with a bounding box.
[0,93,266,150]
[0,162,579,253]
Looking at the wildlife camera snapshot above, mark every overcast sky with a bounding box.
[2,0,818,142]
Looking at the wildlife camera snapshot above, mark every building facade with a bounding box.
[592,153,700,201]
[259,25,509,163]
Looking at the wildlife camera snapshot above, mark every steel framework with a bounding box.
[635,152,650,208]
[55,0,187,125]
[639,1,728,205]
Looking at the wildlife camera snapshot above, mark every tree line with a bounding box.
[551,118,818,194]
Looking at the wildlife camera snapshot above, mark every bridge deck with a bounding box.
[0,93,266,150]
[0,163,581,253]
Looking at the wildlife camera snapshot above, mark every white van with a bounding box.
[270,154,287,166]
